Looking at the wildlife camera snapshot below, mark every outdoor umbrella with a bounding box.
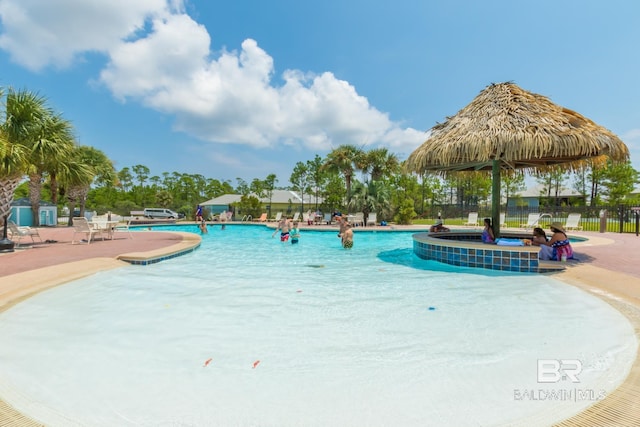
[405,82,629,236]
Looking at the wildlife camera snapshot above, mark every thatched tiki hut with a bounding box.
[405,82,629,236]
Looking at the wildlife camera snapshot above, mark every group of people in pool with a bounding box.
[272,213,354,248]
[272,216,301,244]
[430,217,573,261]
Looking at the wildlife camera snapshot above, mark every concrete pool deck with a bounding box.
[0,223,639,426]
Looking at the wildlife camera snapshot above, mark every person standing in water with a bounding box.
[341,222,354,249]
[272,216,291,242]
[290,221,300,244]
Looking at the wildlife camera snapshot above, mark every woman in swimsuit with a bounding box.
[538,222,574,261]
[481,218,495,243]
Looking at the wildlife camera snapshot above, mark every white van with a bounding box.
[143,208,180,219]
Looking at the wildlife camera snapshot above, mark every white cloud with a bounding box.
[0,0,424,154]
[0,0,173,71]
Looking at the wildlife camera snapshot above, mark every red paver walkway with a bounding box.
[0,226,186,277]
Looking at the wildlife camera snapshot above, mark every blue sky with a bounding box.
[1,0,639,186]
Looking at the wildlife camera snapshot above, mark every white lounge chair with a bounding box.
[499,213,506,228]
[292,212,300,222]
[464,212,479,227]
[352,212,365,227]
[520,213,549,230]
[273,212,282,222]
[72,217,103,244]
[114,219,134,239]
[366,212,377,227]
[7,221,42,246]
[564,213,583,231]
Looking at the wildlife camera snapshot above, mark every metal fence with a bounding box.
[422,204,640,234]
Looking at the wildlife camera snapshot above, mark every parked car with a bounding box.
[143,208,180,219]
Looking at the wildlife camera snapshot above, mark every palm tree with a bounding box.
[322,145,365,204]
[60,145,114,225]
[4,88,75,226]
[0,129,30,250]
[366,148,400,182]
[27,113,76,225]
[1,88,49,250]
[347,180,391,225]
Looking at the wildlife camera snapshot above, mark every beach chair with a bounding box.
[302,211,310,224]
[564,213,583,231]
[255,213,267,222]
[366,212,377,227]
[464,212,479,227]
[272,212,282,222]
[114,219,133,239]
[349,212,364,227]
[499,212,506,228]
[71,217,103,244]
[292,212,300,222]
[520,213,549,230]
[7,221,43,246]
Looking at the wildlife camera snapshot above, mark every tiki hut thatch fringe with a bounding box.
[405,82,630,236]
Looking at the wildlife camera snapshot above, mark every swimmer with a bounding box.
[272,216,291,242]
[290,221,300,244]
[341,222,354,249]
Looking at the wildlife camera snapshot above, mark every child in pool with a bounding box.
[290,221,300,244]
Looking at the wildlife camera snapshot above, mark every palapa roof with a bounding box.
[405,82,629,174]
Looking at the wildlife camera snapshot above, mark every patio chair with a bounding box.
[464,212,479,227]
[71,217,103,244]
[350,212,364,227]
[520,213,549,230]
[564,213,583,231]
[499,212,506,228]
[114,219,134,239]
[366,212,377,227]
[7,221,43,246]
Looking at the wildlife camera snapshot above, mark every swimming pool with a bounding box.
[0,225,636,426]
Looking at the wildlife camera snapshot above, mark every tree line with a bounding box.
[2,87,638,227]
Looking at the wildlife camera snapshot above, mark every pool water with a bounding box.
[0,225,636,427]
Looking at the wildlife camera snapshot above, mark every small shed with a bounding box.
[9,198,58,226]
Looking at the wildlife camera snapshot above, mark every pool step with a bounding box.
[538,260,570,273]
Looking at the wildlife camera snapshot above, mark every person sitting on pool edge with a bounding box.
[531,227,548,246]
[481,217,495,243]
[341,222,354,248]
[429,219,450,233]
[538,222,574,261]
